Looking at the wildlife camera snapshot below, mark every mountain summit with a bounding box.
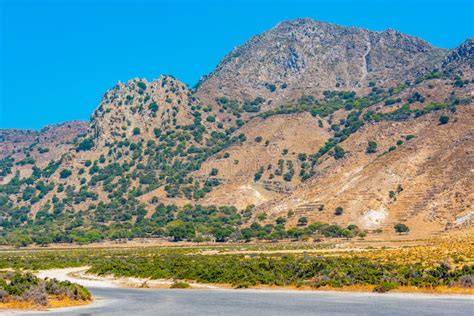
[197,18,448,108]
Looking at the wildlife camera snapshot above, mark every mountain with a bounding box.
[0,19,472,246]
[196,19,448,109]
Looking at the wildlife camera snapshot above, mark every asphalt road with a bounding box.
[16,287,474,316]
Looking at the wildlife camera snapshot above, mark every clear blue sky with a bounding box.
[1,0,473,130]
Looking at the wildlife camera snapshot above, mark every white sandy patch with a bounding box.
[359,207,388,229]
[238,184,267,203]
[36,267,219,289]
[455,210,474,226]
[37,267,117,288]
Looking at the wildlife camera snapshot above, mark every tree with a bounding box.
[59,169,72,179]
[166,220,195,241]
[210,168,218,176]
[297,216,308,226]
[334,207,344,216]
[149,102,158,113]
[394,223,409,234]
[439,115,449,125]
[366,141,377,154]
[76,138,94,152]
[137,81,147,90]
[276,217,286,225]
[133,127,141,135]
[254,167,264,181]
[333,145,345,160]
[243,97,264,112]
[212,227,233,242]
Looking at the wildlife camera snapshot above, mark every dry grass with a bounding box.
[345,235,474,267]
[0,295,91,311]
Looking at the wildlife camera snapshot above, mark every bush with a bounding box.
[59,169,72,179]
[0,272,91,306]
[0,289,8,302]
[22,283,48,306]
[254,167,264,182]
[439,115,449,125]
[76,138,94,151]
[276,217,286,225]
[335,207,344,216]
[243,97,264,112]
[297,217,308,226]
[366,141,377,154]
[149,102,158,113]
[459,275,473,288]
[333,145,345,160]
[408,92,425,104]
[394,223,409,234]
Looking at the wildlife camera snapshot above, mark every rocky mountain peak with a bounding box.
[196,18,447,108]
[90,75,197,147]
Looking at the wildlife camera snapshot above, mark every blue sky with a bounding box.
[1,0,473,129]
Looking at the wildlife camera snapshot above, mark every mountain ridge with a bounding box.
[0,18,472,245]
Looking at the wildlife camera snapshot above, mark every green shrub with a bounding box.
[439,115,449,125]
[76,138,94,151]
[333,145,345,160]
[59,169,72,179]
[297,217,308,226]
[394,223,409,234]
[366,141,377,154]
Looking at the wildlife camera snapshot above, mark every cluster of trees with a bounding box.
[0,191,368,246]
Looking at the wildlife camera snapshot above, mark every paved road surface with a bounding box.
[15,287,474,315]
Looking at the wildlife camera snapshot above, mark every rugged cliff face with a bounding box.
[0,19,472,244]
[196,19,448,109]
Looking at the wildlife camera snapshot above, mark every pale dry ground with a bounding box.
[34,266,474,296]
[37,267,220,290]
